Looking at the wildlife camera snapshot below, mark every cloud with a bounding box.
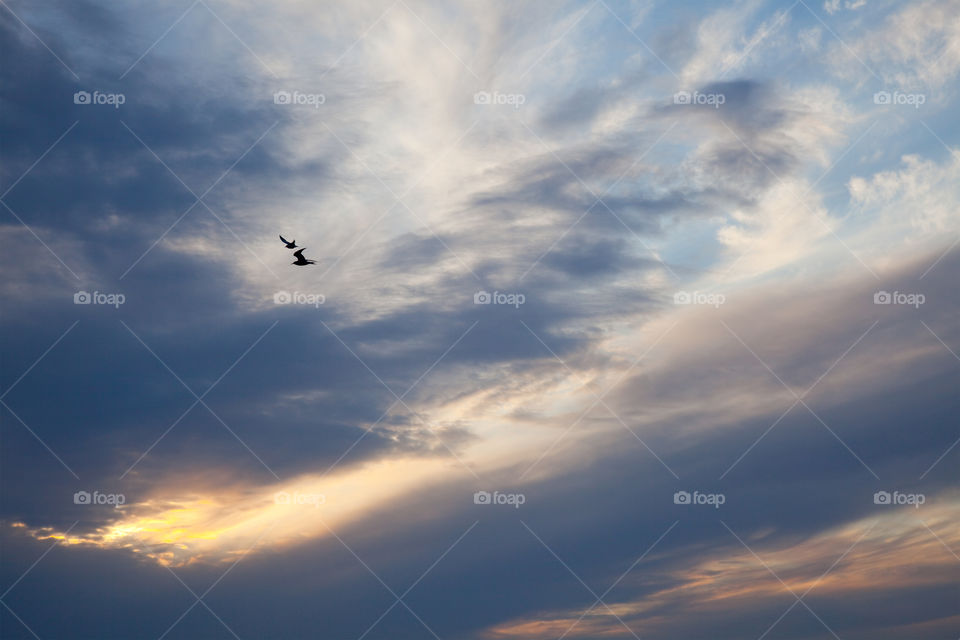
[2,0,958,638]
[828,0,960,91]
[679,0,794,84]
[824,0,868,15]
[487,498,960,639]
[848,150,960,234]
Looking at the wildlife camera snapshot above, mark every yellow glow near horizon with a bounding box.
[15,456,456,566]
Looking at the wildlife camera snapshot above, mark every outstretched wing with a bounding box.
[279,234,291,244]
[293,248,306,260]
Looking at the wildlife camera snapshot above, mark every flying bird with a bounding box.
[292,248,316,266]
[279,234,297,248]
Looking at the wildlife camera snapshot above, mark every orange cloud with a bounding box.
[485,497,960,639]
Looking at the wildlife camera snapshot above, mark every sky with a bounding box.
[0,0,958,638]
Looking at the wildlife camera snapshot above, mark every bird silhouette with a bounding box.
[279,234,297,249]
[292,248,316,266]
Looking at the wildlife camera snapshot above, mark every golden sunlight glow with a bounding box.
[16,457,453,566]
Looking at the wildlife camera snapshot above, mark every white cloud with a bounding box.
[831,0,960,91]
[824,0,868,15]
[798,26,823,53]
[680,0,793,84]
[848,150,960,234]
